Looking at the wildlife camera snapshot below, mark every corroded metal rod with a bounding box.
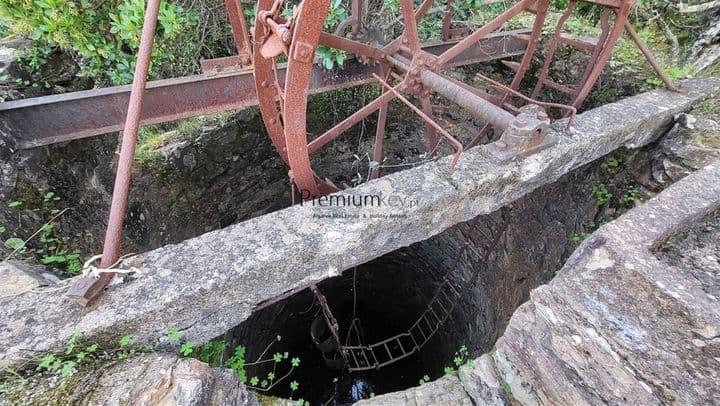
[387,54,515,132]
[67,0,161,306]
[624,22,679,92]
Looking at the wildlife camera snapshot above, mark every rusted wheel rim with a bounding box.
[254,0,338,197]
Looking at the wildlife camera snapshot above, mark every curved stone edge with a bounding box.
[0,79,718,371]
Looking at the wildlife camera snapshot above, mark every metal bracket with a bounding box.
[481,104,557,163]
[292,41,316,64]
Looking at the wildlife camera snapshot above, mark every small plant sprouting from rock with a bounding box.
[36,332,98,379]
[591,184,613,206]
[418,374,430,385]
[501,381,512,398]
[571,231,590,243]
[1,191,83,275]
[419,345,472,386]
[172,332,305,400]
[226,336,302,394]
[443,345,472,376]
[619,187,639,207]
[603,157,621,173]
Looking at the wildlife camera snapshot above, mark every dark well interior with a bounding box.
[229,164,600,404]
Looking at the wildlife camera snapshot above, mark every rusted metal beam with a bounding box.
[0,31,527,150]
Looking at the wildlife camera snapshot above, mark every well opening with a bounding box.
[229,199,568,404]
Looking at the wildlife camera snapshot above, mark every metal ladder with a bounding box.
[342,273,465,371]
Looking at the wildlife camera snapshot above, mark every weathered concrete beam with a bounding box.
[0,78,718,370]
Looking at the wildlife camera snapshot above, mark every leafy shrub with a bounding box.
[0,0,199,85]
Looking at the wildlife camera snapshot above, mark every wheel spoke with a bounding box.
[399,0,422,53]
[436,0,533,68]
[372,73,463,172]
[421,94,438,153]
[371,66,393,179]
[318,32,385,61]
[308,89,397,154]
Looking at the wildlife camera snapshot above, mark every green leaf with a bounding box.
[290,380,299,391]
[0,226,6,234]
[167,328,182,342]
[273,352,282,363]
[66,331,81,354]
[4,237,25,251]
[76,352,86,363]
[291,357,300,367]
[38,354,57,370]
[119,335,132,347]
[180,342,194,356]
[267,371,275,381]
[250,376,259,386]
[60,360,77,378]
[8,201,22,209]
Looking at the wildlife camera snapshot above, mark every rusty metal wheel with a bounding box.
[253,0,467,198]
[252,0,641,199]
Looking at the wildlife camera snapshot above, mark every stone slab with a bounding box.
[491,160,720,405]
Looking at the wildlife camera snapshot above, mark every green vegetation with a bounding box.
[501,381,512,397]
[316,0,349,69]
[604,157,621,172]
[171,332,305,399]
[419,345,472,386]
[2,329,307,403]
[2,190,83,275]
[619,186,639,207]
[0,0,199,85]
[0,330,160,400]
[591,184,612,206]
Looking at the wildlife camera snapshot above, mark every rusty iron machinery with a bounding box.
[0,0,676,304]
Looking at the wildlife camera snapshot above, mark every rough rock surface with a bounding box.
[0,354,258,405]
[0,78,717,370]
[654,113,720,184]
[355,375,473,406]
[655,209,720,301]
[0,260,57,299]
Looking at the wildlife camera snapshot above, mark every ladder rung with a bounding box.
[558,35,596,52]
[543,78,575,94]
